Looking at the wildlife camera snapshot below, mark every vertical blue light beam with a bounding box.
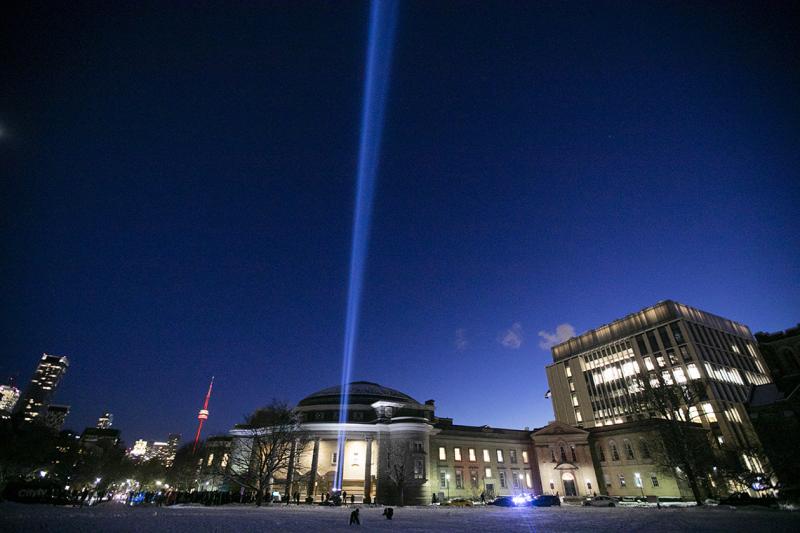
[334,0,399,492]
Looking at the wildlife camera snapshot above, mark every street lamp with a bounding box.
[445,473,450,501]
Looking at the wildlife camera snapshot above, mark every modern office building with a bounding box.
[546,300,772,451]
[165,433,181,467]
[130,439,149,458]
[0,383,21,417]
[15,354,70,423]
[96,412,113,429]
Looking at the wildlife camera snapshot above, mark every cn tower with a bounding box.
[192,377,214,454]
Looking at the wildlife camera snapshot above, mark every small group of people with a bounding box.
[349,506,393,526]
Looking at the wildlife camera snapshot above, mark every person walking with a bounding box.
[349,508,360,525]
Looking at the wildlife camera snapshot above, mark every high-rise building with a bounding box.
[43,404,70,431]
[165,433,181,467]
[130,439,149,458]
[97,412,113,429]
[15,354,69,423]
[546,300,772,450]
[0,383,20,417]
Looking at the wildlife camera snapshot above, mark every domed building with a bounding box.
[227,381,551,505]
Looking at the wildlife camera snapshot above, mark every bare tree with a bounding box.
[383,439,423,506]
[633,375,715,505]
[224,401,307,506]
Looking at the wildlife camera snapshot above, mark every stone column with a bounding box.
[363,436,373,503]
[307,438,320,500]
[284,439,297,501]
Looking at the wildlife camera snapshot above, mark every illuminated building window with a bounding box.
[644,357,655,371]
[207,453,214,466]
[702,403,717,423]
[220,453,229,468]
[454,447,462,461]
[618,473,626,487]
[575,410,583,423]
[496,449,504,463]
[687,363,701,380]
[565,366,572,378]
[439,447,446,461]
[634,472,642,488]
[485,467,492,478]
[483,449,490,462]
[469,448,476,462]
[522,451,529,464]
[470,469,479,488]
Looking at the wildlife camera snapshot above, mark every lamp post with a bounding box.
[445,473,450,501]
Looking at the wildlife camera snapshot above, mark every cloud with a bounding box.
[454,328,468,351]
[538,323,577,350]
[498,323,524,349]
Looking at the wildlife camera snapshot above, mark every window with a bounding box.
[670,322,685,344]
[331,452,338,465]
[439,471,447,489]
[618,473,626,488]
[604,474,611,488]
[485,467,492,478]
[634,472,643,488]
[644,357,655,371]
[469,448,477,462]
[470,469,479,488]
[413,441,424,453]
[636,335,649,355]
[550,480,555,491]
[609,441,620,461]
[570,445,577,462]
[207,453,214,466]
[509,450,517,464]
[496,449,504,463]
[572,394,579,407]
[525,472,532,488]
[647,330,660,352]
[499,471,507,488]
[439,447,446,461]
[551,448,557,462]
[659,327,673,348]
[623,440,635,460]
[650,473,659,487]
[512,471,520,488]
[454,447,462,461]
[687,363,701,379]
[596,444,606,462]
[576,410,583,423]
[455,469,464,489]
[483,449,491,462]
[566,366,572,378]
[414,459,424,479]
[586,480,592,492]
[702,403,717,423]
[220,453,229,468]
[639,440,651,460]
[569,381,575,392]
[522,451,529,464]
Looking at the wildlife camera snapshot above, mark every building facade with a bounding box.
[546,300,771,453]
[43,404,70,431]
[0,383,20,418]
[15,354,69,424]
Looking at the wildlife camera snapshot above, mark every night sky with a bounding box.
[2,2,798,445]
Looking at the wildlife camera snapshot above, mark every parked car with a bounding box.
[719,492,776,507]
[446,498,474,507]
[531,495,561,507]
[491,496,518,507]
[583,495,618,507]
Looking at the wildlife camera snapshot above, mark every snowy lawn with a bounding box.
[2,501,799,532]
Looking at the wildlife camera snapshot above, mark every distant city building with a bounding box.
[0,383,20,418]
[96,412,113,429]
[130,439,149,458]
[165,433,181,467]
[80,427,121,452]
[43,404,70,431]
[199,435,233,490]
[146,441,169,462]
[15,354,69,423]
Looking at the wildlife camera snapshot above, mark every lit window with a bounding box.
[566,366,572,378]
[496,449,504,463]
[644,357,654,371]
[569,381,575,391]
[673,367,687,383]
[717,435,725,445]
[207,453,214,466]
[576,410,583,423]
[469,448,477,462]
[688,406,699,422]
[572,394,579,407]
[485,467,492,478]
[703,403,717,423]
[634,472,642,488]
[454,447,462,461]
[618,473,626,487]
[220,453,229,468]
[470,469,479,488]
[483,449,490,462]
[586,480,593,491]
[439,447,446,461]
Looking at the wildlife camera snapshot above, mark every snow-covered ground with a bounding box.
[1,501,798,532]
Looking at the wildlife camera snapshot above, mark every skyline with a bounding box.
[2,1,799,444]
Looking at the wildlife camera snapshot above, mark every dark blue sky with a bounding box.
[2,1,798,445]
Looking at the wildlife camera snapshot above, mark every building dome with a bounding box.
[298,381,418,407]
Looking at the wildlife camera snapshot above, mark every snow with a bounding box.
[1,501,799,532]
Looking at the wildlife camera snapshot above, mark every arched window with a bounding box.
[639,439,651,460]
[550,448,556,462]
[570,445,577,462]
[596,444,606,462]
[623,440,635,460]
[560,445,567,463]
[609,441,620,461]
